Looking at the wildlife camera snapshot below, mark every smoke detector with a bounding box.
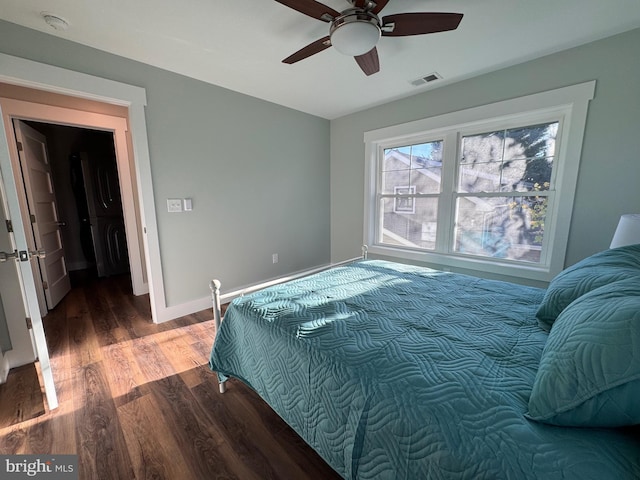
[41,12,70,31]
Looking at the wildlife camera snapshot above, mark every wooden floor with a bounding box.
[0,271,342,480]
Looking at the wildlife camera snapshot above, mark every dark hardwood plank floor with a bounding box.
[0,272,342,480]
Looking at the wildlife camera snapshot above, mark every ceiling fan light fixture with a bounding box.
[330,11,381,57]
[278,1,463,76]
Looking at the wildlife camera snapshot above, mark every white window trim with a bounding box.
[363,81,595,282]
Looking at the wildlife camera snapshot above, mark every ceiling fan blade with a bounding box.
[355,47,380,76]
[381,12,463,36]
[273,0,340,22]
[371,0,389,14]
[282,36,332,64]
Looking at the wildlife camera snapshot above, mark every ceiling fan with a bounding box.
[276,0,463,76]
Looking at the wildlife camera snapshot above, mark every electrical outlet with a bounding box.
[272,253,278,264]
[167,198,183,213]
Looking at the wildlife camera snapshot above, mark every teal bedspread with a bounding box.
[209,260,640,479]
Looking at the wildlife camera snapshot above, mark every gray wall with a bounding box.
[0,20,330,307]
[330,28,640,284]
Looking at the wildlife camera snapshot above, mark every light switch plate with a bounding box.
[167,198,183,213]
[183,198,193,211]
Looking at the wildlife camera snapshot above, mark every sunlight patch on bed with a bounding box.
[296,311,358,338]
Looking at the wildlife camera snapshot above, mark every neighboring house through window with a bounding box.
[364,82,595,282]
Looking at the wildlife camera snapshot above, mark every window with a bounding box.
[383,141,442,249]
[364,82,595,281]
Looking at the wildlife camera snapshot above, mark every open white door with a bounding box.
[0,141,58,410]
[13,120,71,312]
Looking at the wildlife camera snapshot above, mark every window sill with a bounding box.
[367,244,556,283]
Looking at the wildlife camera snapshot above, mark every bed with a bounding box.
[209,245,640,479]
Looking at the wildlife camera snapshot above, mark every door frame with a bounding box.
[0,52,167,323]
[4,103,144,309]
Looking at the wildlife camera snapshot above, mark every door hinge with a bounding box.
[30,214,36,224]
[25,317,32,329]
[5,220,12,233]
[42,281,49,290]
[16,141,23,152]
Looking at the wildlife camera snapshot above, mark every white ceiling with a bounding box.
[2,0,640,119]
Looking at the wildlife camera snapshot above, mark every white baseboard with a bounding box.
[0,348,37,384]
[0,353,9,384]
[154,258,361,324]
[154,296,212,323]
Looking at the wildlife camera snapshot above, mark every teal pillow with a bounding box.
[536,244,640,330]
[527,277,640,427]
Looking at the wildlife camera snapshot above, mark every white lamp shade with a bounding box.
[331,21,380,56]
[610,214,640,248]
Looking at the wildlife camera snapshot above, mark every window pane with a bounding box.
[382,169,410,194]
[453,195,547,263]
[458,159,553,193]
[504,123,558,160]
[380,197,438,250]
[383,142,442,194]
[461,130,505,164]
[411,166,442,194]
[459,122,557,193]
[383,148,411,173]
[459,161,503,192]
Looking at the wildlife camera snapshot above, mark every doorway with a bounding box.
[0,95,148,303]
[0,55,165,410]
[18,120,132,307]
[0,93,150,399]
[1,53,172,325]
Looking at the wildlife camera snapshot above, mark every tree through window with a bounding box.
[454,122,558,262]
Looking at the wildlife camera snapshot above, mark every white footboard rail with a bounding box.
[208,279,227,393]
[210,246,368,393]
